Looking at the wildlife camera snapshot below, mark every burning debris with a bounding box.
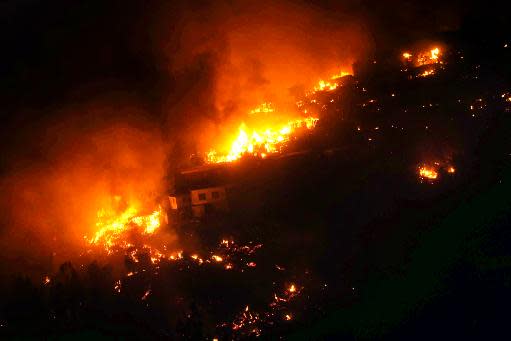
[402,46,443,67]
[206,116,319,163]
[204,68,352,164]
[419,166,438,181]
[86,199,163,253]
[418,162,456,183]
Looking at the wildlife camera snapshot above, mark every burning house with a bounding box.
[169,164,232,218]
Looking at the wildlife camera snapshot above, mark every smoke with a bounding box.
[158,0,372,155]
[0,0,372,271]
[0,99,167,272]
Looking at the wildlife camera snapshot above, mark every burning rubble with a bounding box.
[204,68,352,164]
[418,162,456,183]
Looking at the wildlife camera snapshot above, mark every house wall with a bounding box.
[190,186,227,206]
[190,186,228,217]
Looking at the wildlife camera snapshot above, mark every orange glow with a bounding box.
[205,69,353,164]
[250,102,275,115]
[447,166,456,173]
[88,199,162,252]
[212,255,223,262]
[206,116,318,164]
[418,69,435,78]
[314,69,352,92]
[419,166,438,180]
[430,48,440,61]
[288,284,296,293]
[403,46,443,67]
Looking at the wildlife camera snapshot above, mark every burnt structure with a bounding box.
[169,164,232,219]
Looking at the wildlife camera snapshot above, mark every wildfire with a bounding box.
[313,69,352,92]
[205,68,354,164]
[250,102,275,115]
[206,117,318,163]
[419,166,438,180]
[88,201,162,252]
[402,46,443,67]
[418,161,457,182]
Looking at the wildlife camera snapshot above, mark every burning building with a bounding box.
[169,164,232,218]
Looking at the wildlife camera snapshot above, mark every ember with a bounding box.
[419,166,438,180]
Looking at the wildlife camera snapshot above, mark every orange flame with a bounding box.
[206,117,318,163]
[88,201,162,252]
[419,166,438,180]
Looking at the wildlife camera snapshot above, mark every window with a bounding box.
[212,191,220,199]
[198,193,206,201]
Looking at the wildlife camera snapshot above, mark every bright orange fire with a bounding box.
[206,69,352,164]
[250,102,275,115]
[402,52,412,60]
[313,70,352,92]
[419,166,438,180]
[419,69,435,78]
[403,47,442,67]
[87,200,162,252]
[206,116,318,163]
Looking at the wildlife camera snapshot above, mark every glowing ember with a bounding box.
[447,166,456,173]
[250,102,275,115]
[284,314,292,321]
[141,289,151,300]
[419,166,438,180]
[314,69,352,91]
[418,69,435,78]
[212,255,223,262]
[43,276,51,285]
[417,47,442,66]
[288,284,296,293]
[114,280,122,293]
[402,46,443,67]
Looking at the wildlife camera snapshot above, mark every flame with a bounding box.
[313,69,352,91]
[403,46,442,67]
[419,166,438,180]
[205,68,353,164]
[207,117,318,163]
[418,69,435,78]
[212,255,223,262]
[88,200,162,252]
[430,48,440,61]
[250,102,275,115]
